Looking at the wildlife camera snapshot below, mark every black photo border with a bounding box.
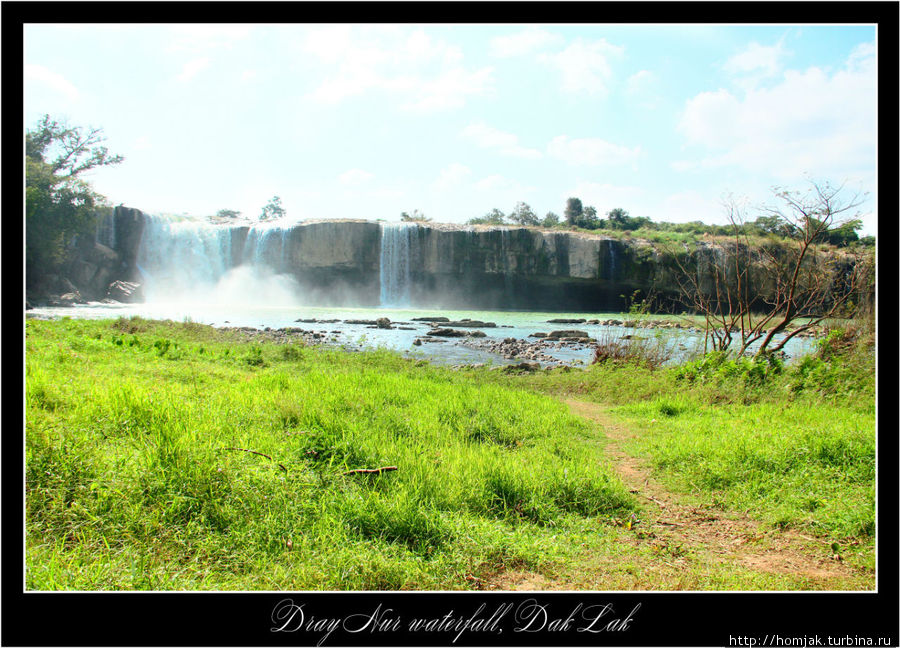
[4,2,897,646]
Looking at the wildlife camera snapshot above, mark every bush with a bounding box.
[591,330,673,369]
[674,351,782,387]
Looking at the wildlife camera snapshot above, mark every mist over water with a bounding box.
[137,215,303,308]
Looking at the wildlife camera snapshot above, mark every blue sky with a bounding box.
[24,23,878,235]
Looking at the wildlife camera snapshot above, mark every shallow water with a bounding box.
[26,302,817,368]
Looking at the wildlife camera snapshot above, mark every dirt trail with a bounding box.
[487,399,867,591]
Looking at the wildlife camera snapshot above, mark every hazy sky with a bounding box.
[24,23,878,234]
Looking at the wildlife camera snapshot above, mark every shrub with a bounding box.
[591,330,673,369]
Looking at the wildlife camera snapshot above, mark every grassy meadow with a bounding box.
[24,316,876,590]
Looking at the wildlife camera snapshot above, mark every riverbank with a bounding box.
[25,317,875,590]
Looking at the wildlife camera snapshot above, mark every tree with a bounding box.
[579,205,601,229]
[821,218,862,247]
[26,115,123,282]
[606,207,629,229]
[401,210,431,222]
[215,209,242,219]
[467,208,506,225]
[670,181,872,357]
[564,197,583,226]
[508,202,539,226]
[260,196,286,221]
[542,211,560,227]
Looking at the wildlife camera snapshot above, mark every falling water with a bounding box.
[136,215,299,306]
[500,228,514,302]
[379,223,418,307]
[96,210,117,250]
[137,215,234,301]
[242,225,289,272]
[606,239,617,280]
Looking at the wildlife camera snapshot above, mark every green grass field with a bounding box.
[24,317,876,590]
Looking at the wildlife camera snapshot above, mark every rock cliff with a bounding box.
[42,208,870,313]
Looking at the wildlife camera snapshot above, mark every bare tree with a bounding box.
[669,181,873,357]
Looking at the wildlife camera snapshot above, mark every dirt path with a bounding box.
[487,398,869,591]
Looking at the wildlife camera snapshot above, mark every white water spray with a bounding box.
[136,215,300,307]
[379,223,419,307]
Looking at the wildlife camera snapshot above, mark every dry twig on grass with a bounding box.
[223,447,288,472]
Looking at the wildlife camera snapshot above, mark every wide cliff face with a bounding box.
[120,214,674,310]
[401,225,655,310]
[81,210,867,313]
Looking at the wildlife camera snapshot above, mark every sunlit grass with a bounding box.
[25,317,634,590]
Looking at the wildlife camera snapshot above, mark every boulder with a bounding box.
[504,361,540,373]
[547,329,589,339]
[445,320,497,328]
[376,317,392,329]
[427,328,467,337]
[106,280,143,303]
[411,316,450,323]
[57,292,83,305]
[547,318,585,324]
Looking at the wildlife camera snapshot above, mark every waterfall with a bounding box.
[501,228,514,303]
[379,223,418,307]
[242,225,289,271]
[606,239,617,280]
[137,215,234,301]
[96,210,116,249]
[136,215,299,306]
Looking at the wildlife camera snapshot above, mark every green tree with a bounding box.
[215,209,242,220]
[260,196,286,221]
[564,197,583,226]
[508,201,539,226]
[26,115,123,282]
[579,205,601,229]
[467,208,507,225]
[606,207,650,231]
[606,207,629,229]
[401,209,431,222]
[542,211,560,227]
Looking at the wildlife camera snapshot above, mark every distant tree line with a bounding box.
[465,195,871,248]
[214,196,286,223]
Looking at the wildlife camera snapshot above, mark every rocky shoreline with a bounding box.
[26,308,825,370]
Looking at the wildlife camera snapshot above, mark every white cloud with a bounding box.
[489,28,562,58]
[460,122,542,159]
[723,38,790,89]
[547,136,641,167]
[302,26,494,112]
[177,57,210,82]
[724,40,787,78]
[677,42,875,181]
[24,64,79,102]
[431,163,472,191]
[339,169,375,185]
[625,70,660,109]
[539,38,624,95]
[400,66,494,112]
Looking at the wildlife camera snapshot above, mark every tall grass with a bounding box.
[25,317,634,590]
[509,327,876,569]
